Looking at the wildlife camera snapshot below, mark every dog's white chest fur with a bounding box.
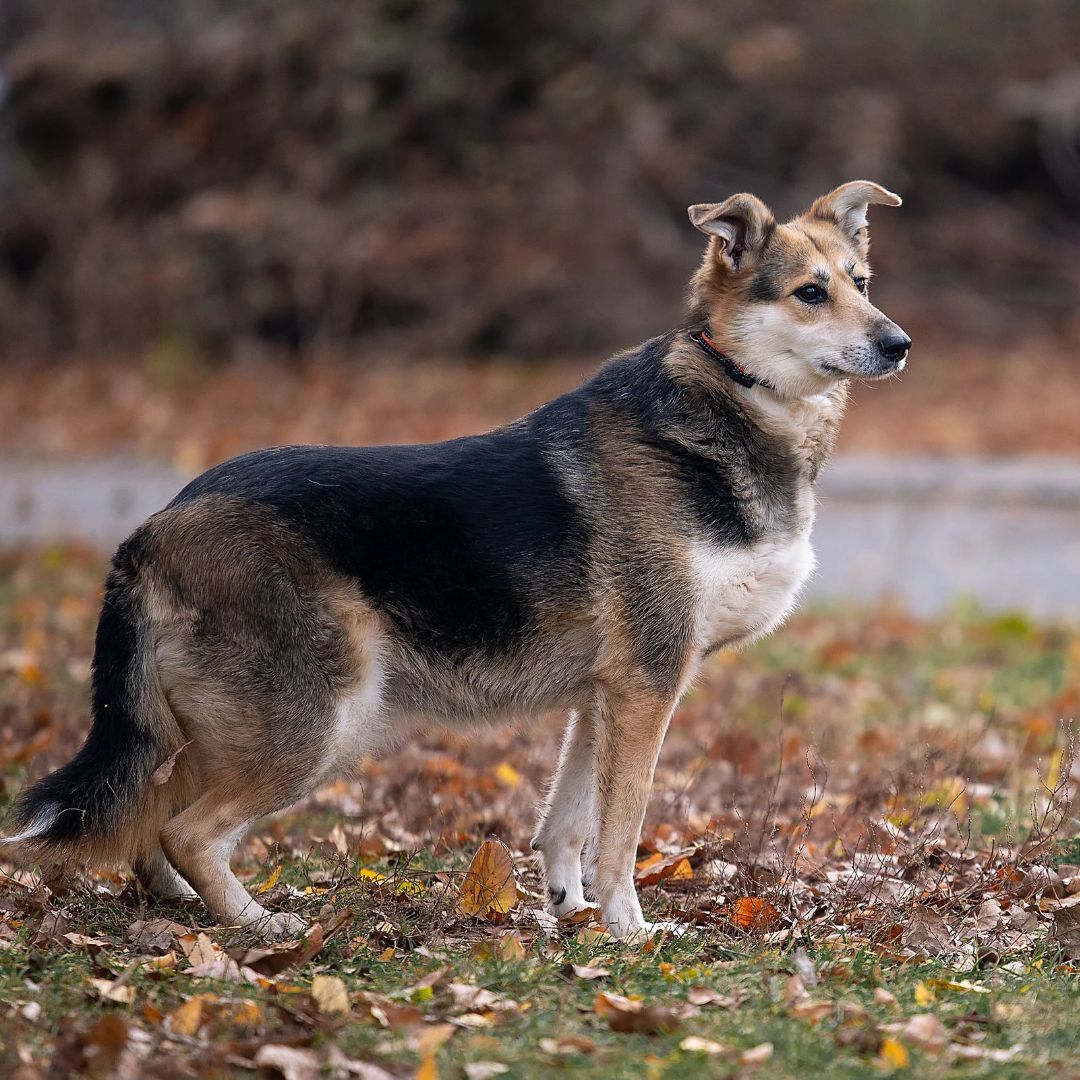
[689,514,816,653]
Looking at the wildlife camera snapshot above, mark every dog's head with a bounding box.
[687,181,909,398]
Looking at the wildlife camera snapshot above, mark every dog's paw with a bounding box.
[608,919,689,944]
[548,883,591,920]
[259,912,308,940]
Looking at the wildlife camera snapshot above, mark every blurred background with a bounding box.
[0,0,1079,609]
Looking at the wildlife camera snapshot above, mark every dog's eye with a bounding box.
[853,276,868,294]
[794,283,828,305]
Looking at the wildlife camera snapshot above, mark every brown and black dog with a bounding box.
[5,181,909,940]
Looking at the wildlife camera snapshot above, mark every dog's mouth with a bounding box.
[818,353,908,381]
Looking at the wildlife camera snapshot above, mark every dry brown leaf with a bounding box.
[178,932,221,965]
[167,995,211,1037]
[687,985,744,1008]
[254,1044,320,1080]
[732,897,781,931]
[901,1013,948,1053]
[635,854,694,887]
[539,1035,596,1055]
[457,839,518,919]
[558,905,602,927]
[594,991,680,1035]
[127,918,188,951]
[150,742,190,786]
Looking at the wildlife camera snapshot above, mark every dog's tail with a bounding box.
[3,538,195,867]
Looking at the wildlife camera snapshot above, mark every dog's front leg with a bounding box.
[591,686,675,940]
[532,707,597,917]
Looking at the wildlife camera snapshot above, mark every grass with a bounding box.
[0,548,1078,1076]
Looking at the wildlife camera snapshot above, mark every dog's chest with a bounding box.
[689,510,816,653]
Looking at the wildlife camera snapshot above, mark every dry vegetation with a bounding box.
[0,548,1078,1077]
[5,340,1080,471]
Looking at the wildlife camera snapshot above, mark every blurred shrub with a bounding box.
[0,0,1078,363]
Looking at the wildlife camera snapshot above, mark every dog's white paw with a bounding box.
[257,912,308,940]
[547,881,590,920]
[624,920,690,943]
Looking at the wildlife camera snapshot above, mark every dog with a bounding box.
[4,181,909,940]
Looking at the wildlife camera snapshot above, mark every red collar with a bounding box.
[688,328,774,391]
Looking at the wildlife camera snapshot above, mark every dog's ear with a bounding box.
[808,181,901,254]
[688,194,774,272]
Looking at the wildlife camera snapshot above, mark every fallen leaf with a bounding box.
[680,1035,729,1054]
[740,1042,774,1064]
[88,978,136,1005]
[62,932,111,949]
[150,742,190,785]
[127,918,188,951]
[494,762,521,788]
[178,932,221,965]
[874,987,898,1007]
[256,864,283,895]
[538,1035,597,1055]
[594,991,680,1035]
[457,840,518,919]
[901,1013,948,1053]
[464,1064,509,1080]
[168,995,211,1037]
[879,1036,910,1069]
[254,1044,320,1080]
[687,986,745,1008]
[924,977,990,995]
[732,897,781,931]
[312,974,350,1015]
[571,964,610,980]
[635,854,694,887]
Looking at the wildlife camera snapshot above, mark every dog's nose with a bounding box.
[877,331,911,364]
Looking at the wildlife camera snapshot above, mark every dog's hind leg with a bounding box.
[134,846,198,901]
[532,707,597,917]
[161,786,309,939]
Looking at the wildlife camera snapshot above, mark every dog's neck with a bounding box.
[663,333,848,484]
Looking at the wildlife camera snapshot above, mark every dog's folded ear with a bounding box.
[688,194,775,272]
[809,181,902,253]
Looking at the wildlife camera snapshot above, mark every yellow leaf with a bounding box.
[168,996,210,1036]
[457,839,518,918]
[415,1053,438,1080]
[226,1000,263,1026]
[925,978,991,994]
[256,864,282,895]
[914,981,936,1006]
[1045,748,1064,792]
[879,1037,910,1069]
[311,974,350,1015]
[495,762,522,788]
[497,930,526,960]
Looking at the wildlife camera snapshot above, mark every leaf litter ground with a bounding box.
[0,548,1078,1077]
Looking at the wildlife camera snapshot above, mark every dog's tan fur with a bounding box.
[6,182,908,940]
